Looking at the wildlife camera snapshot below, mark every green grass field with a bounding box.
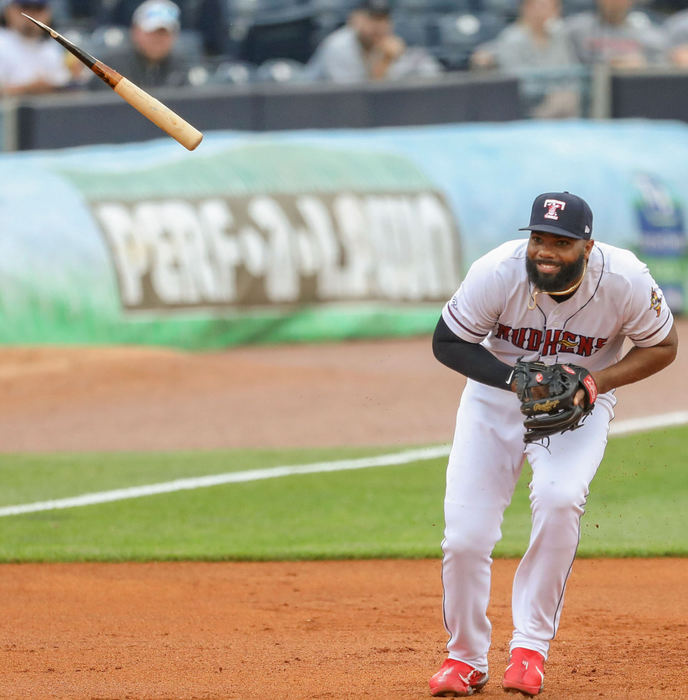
[0,426,686,562]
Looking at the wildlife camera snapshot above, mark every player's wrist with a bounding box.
[589,371,606,395]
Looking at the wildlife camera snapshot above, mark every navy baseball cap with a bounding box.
[519,191,593,240]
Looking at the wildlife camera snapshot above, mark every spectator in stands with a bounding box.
[303,0,441,83]
[664,9,688,67]
[470,0,582,118]
[90,0,196,90]
[564,0,668,68]
[0,0,72,95]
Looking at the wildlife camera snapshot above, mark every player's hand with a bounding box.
[509,379,547,398]
[529,385,549,400]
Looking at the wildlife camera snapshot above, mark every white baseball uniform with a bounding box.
[439,238,673,671]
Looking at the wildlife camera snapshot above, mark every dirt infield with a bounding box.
[1,319,686,698]
[1,559,686,699]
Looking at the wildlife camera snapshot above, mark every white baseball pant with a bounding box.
[441,378,615,672]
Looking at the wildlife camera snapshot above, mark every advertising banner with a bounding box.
[0,119,686,348]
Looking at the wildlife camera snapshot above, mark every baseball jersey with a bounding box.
[441,239,674,372]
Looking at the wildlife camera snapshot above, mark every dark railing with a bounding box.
[2,73,521,151]
[3,66,688,152]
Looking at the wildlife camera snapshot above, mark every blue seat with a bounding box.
[393,12,434,48]
[561,0,596,15]
[311,0,360,43]
[210,58,256,84]
[85,24,129,55]
[476,0,520,21]
[254,58,306,83]
[227,0,312,15]
[433,12,506,70]
[394,0,474,12]
[196,0,317,59]
[237,4,319,66]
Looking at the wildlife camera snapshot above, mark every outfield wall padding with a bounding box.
[0,119,687,349]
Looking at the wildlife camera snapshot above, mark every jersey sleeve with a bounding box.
[621,264,674,347]
[441,251,505,343]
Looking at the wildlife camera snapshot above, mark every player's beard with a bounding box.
[526,251,586,292]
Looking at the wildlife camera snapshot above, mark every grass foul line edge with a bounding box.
[0,445,450,517]
[1,411,686,518]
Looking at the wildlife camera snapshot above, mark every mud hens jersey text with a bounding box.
[442,239,674,371]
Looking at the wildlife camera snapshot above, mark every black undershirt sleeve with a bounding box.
[432,315,515,391]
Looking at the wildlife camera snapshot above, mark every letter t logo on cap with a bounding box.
[544,199,566,220]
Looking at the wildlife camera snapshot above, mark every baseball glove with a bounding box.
[512,360,598,443]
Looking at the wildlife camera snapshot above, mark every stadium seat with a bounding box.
[651,0,688,11]
[195,0,317,59]
[210,58,255,84]
[561,0,596,15]
[175,28,206,61]
[237,4,319,66]
[254,58,306,83]
[477,0,520,21]
[194,0,233,55]
[311,0,360,45]
[433,12,506,71]
[394,0,474,12]
[42,0,72,24]
[227,0,312,15]
[393,12,433,48]
[185,62,213,86]
[86,24,129,54]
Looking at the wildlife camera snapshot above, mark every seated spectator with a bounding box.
[564,0,668,68]
[89,0,197,89]
[470,0,582,118]
[664,9,688,68]
[0,0,73,95]
[303,0,441,83]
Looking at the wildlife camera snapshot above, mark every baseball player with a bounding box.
[429,191,678,696]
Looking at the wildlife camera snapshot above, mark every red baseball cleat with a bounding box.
[502,647,545,696]
[429,658,488,697]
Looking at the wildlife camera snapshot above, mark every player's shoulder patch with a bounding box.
[649,286,663,318]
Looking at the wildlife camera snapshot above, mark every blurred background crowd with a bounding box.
[1,0,688,118]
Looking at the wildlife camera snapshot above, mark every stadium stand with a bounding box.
[49,1,684,70]
[433,11,507,71]
[236,2,319,65]
[1,0,687,151]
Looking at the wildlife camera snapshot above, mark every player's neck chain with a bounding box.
[528,260,588,310]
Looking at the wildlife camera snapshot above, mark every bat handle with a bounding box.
[114,78,203,151]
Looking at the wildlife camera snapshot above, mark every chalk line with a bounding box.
[1,411,686,518]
